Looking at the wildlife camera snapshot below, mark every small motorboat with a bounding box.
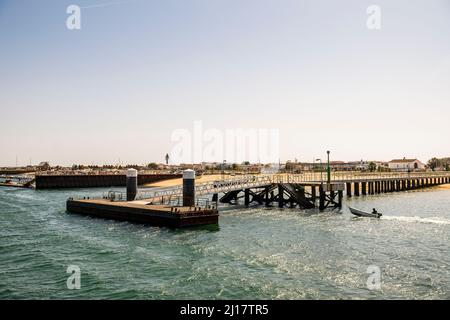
[349,206,382,218]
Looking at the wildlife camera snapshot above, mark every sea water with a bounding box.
[0,186,449,299]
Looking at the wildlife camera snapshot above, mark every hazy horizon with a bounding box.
[0,155,442,168]
[1,0,449,166]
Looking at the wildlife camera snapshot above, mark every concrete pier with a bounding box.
[66,172,450,227]
[67,199,218,228]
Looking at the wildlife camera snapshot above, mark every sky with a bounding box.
[0,0,449,166]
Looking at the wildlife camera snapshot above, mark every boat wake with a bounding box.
[382,215,450,225]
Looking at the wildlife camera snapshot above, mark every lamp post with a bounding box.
[327,150,331,183]
[315,159,323,183]
[222,160,226,180]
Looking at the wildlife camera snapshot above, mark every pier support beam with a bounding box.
[244,188,250,206]
[361,182,367,195]
[346,182,352,197]
[265,188,270,207]
[278,186,284,208]
[182,169,195,207]
[354,182,360,196]
[126,169,138,201]
[338,190,343,208]
[319,185,325,210]
[369,182,374,195]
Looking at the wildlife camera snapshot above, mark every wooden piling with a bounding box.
[311,186,316,202]
[338,190,343,208]
[319,184,325,210]
[354,182,360,196]
[278,185,284,208]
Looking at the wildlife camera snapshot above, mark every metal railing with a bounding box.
[96,171,450,203]
[326,171,450,182]
[148,196,214,208]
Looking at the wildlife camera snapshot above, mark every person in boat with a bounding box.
[372,208,378,214]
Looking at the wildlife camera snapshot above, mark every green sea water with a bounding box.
[0,186,449,299]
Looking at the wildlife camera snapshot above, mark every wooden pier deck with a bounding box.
[67,198,218,228]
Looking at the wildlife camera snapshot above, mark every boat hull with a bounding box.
[349,207,382,218]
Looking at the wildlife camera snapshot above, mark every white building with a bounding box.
[388,158,425,172]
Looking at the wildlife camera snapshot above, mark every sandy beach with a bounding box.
[142,174,236,188]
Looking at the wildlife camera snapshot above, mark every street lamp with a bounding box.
[222,160,226,180]
[315,159,323,183]
[327,150,331,183]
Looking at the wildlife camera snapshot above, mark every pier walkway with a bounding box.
[105,171,450,210]
[67,171,450,228]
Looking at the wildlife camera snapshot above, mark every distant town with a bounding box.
[1,157,449,176]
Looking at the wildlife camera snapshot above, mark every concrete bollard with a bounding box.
[183,169,195,207]
[126,169,138,201]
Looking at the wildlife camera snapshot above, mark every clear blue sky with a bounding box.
[1,0,449,166]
